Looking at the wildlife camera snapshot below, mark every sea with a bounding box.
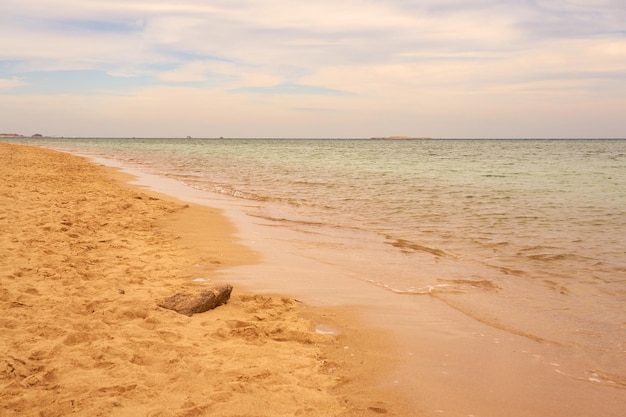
[5,137,625,414]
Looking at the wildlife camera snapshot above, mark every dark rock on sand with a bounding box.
[158,285,233,316]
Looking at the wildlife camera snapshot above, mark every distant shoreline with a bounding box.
[369,136,431,140]
[0,133,49,138]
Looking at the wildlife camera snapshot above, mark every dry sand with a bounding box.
[0,143,411,417]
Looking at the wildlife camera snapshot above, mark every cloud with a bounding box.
[0,77,26,89]
[230,82,354,96]
[1,0,625,137]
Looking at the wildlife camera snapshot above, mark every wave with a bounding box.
[385,237,453,258]
[369,278,500,296]
[525,252,580,261]
[247,213,325,227]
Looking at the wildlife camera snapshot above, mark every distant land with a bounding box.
[2,133,435,140]
[0,133,48,138]
[369,136,431,140]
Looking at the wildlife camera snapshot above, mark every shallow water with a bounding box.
[7,137,626,399]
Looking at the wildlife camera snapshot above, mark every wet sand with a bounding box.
[0,143,411,416]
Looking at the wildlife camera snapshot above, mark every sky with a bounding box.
[1,0,625,138]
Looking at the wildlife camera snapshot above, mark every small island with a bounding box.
[0,133,49,138]
[370,136,431,140]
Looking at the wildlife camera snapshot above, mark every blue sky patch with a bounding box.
[11,70,155,95]
[50,19,143,34]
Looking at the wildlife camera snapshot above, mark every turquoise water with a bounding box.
[6,137,626,387]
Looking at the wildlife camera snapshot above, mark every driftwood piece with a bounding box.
[158,284,233,316]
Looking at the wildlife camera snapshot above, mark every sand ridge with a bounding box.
[0,143,407,417]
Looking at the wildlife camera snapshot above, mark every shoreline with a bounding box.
[0,143,412,416]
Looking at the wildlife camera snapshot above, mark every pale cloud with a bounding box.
[230,83,354,96]
[1,0,625,137]
[157,61,215,83]
[0,77,26,89]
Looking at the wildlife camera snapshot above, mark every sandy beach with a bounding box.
[0,143,410,417]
